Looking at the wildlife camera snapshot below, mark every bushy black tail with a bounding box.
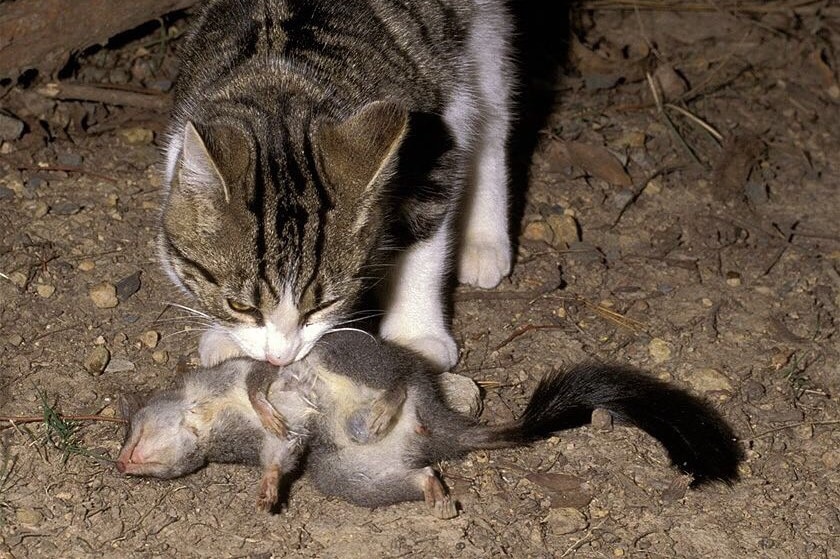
[466,364,741,485]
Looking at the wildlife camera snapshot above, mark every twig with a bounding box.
[750,420,840,440]
[495,324,567,351]
[665,103,724,142]
[646,73,704,167]
[17,164,118,185]
[0,415,126,427]
[37,82,170,111]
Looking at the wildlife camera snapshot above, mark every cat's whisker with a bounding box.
[164,302,214,320]
[326,327,378,343]
[333,313,384,327]
[161,327,210,341]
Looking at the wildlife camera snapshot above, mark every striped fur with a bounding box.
[159,0,513,367]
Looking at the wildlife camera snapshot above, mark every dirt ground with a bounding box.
[1,4,839,558]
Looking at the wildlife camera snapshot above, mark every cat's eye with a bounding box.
[226,298,257,314]
[302,298,341,323]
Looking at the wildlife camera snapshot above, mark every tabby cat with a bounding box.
[159,0,513,370]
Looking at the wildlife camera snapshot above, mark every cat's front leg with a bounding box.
[198,327,246,367]
[380,220,458,370]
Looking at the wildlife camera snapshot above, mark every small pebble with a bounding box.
[0,186,13,200]
[701,297,714,307]
[89,282,119,308]
[105,358,136,373]
[726,271,742,287]
[51,202,82,215]
[544,507,587,535]
[152,350,169,364]
[523,220,553,243]
[591,408,613,431]
[822,449,840,469]
[56,153,83,167]
[439,372,483,418]
[118,127,154,145]
[5,333,23,347]
[36,284,55,298]
[140,330,160,349]
[8,271,27,288]
[15,508,42,527]
[78,259,96,272]
[686,368,732,394]
[648,338,672,363]
[545,214,580,249]
[742,379,766,402]
[0,112,25,141]
[116,271,142,301]
[84,346,110,375]
[30,201,49,218]
[612,189,635,210]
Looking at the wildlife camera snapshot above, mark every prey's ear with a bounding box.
[118,392,147,422]
[177,122,252,203]
[315,101,408,200]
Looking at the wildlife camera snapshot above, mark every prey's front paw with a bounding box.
[198,328,244,367]
[458,235,511,289]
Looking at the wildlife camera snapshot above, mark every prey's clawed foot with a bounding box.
[421,469,458,520]
[256,465,281,513]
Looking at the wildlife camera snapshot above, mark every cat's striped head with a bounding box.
[159,101,407,365]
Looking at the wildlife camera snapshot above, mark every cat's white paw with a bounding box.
[458,236,511,289]
[199,328,245,367]
[381,325,458,371]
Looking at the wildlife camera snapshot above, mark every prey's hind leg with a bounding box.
[346,385,407,444]
[256,463,282,513]
[414,467,458,519]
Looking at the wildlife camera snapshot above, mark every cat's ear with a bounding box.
[315,100,408,198]
[177,122,251,202]
[178,122,232,202]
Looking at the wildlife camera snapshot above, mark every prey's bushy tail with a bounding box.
[464,365,741,485]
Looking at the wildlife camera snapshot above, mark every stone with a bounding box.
[821,449,840,470]
[686,368,732,393]
[152,350,169,364]
[653,63,689,100]
[439,372,483,418]
[116,271,142,301]
[78,259,96,272]
[14,507,42,527]
[545,214,580,249]
[51,202,82,215]
[8,271,27,288]
[612,189,635,210]
[523,220,553,243]
[84,346,110,375]
[591,408,613,431]
[36,284,55,298]
[140,330,159,349]
[89,282,119,308]
[105,358,136,373]
[118,127,154,145]
[544,507,587,535]
[0,113,25,141]
[0,186,13,200]
[56,153,83,167]
[30,201,49,218]
[648,338,672,363]
[726,271,742,287]
[5,334,23,347]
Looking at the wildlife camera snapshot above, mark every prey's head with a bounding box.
[159,100,407,365]
[116,391,207,479]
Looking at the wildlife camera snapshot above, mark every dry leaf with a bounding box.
[565,141,633,187]
[712,135,765,201]
[525,472,592,509]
